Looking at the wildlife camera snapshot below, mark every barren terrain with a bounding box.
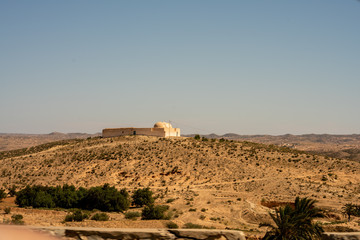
[0,135,360,238]
[0,132,99,151]
[186,133,360,162]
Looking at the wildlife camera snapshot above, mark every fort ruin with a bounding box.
[102,122,180,138]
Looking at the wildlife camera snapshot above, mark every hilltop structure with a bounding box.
[102,122,180,138]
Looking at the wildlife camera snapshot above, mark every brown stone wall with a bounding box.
[29,227,247,240]
[102,128,166,138]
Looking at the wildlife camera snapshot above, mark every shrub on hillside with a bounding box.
[11,214,24,225]
[141,204,169,220]
[166,198,175,203]
[166,221,179,229]
[8,185,17,197]
[124,211,141,219]
[132,187,154,207]
[64,210,89,222]
[194,135,201,140]
[0,189,7,201]
[4,207,11,214]
[183,222,204,229]
[90,212,110,221]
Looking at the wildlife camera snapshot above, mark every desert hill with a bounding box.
[0,135,360,235]
[184,133,360,162]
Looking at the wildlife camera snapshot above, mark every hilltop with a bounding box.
[0,136,359,236]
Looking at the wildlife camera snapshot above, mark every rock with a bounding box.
[169,229,246,240]
[322,232,360,240]
[29,226,246,240]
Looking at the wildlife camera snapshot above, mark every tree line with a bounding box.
[15,184,132,212]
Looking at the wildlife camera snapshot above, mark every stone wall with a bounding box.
[102,127,180,138]
[17,227,360,240]
[30,227,246,240]
[102,128,166,138]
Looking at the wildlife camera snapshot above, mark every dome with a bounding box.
[154,122,172,128]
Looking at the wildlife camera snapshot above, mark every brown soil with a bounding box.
[0,135,359,238]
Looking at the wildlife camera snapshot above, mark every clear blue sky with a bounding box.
[1,1,359,135]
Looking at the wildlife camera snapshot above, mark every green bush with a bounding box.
[342,203,360,221]
[141,204,168,220]
[33,191,56,208]
[124,211,141,219]
[91,212,109,221]
[15,184,130,212]
[166,198,175,203]
[65,210,89,222]
[4,207,11,214]
[260,197,325,239]
[132,188,154,207]
[0,189,7,200]
[166,221,179,229]
[8,185,17,197]
[80,184,130,212]
[11,214,24,225]
[183,222,204,229]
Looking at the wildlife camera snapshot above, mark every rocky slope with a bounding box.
[0,136,359,236]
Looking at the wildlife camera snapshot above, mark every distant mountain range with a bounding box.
[0,132,100,151]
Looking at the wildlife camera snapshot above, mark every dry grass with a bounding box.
[0,135,359,237]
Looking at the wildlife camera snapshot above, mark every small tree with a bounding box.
[342,203,355,222]
[194,135,201,140]
[4,207,11,214]
[11,214,24,225]
[132,188,154,207]
[0,189,7,201]
[8,185,17,197]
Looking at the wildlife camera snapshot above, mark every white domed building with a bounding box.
[102,122,180,138]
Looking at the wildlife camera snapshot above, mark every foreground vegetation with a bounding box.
[15,184,172,221]
[15,184,130,212]
[1,135,359,233]
[260,197,325,239]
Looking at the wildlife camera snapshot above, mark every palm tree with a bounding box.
[260,197,325,240]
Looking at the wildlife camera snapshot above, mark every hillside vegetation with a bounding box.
[185,133,360,162]
[0,136,359,234]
